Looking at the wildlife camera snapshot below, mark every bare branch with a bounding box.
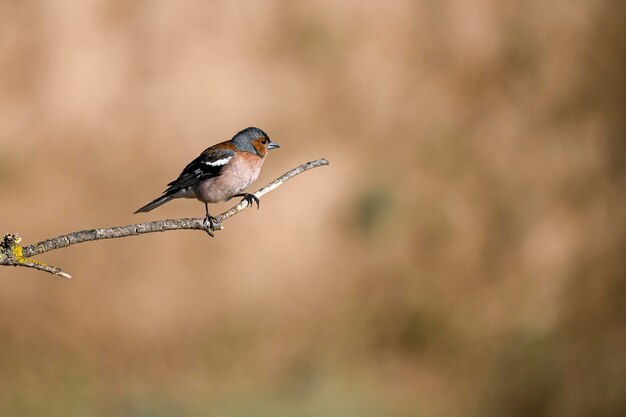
[10,259,72,279]
[1,158,329,278]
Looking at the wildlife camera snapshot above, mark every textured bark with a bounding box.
[1,158,329,278]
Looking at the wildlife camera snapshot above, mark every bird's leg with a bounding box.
[233,193,260,209]
[203,203,219,237]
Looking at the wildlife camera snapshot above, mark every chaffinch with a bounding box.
[135,127,279,235]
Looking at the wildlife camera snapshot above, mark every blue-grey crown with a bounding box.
[231,127,269,153]
[233,127,268,141]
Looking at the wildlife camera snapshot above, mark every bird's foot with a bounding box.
[202,215,220,237]
[235,193,260,209]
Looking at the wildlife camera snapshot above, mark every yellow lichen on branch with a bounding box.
[0,233,71,278]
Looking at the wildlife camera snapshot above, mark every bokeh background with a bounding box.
[0,1,624,416]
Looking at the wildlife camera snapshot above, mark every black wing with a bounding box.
[163,145,235,194]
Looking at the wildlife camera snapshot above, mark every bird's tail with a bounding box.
[134,194,174,214]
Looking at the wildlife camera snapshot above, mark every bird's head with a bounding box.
[231,127,279,157]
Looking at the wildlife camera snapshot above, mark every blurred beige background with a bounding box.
[0,1,624,416]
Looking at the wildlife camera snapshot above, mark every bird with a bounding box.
[134,127,279,235]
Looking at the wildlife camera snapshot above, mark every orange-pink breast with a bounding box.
[194,152,265,203]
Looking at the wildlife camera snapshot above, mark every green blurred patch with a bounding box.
[417,131,474,178]
[1,369,404,417]
[351,271,452,357]
[0,370,97,417]
[202,374,392,417]
[354,185,394,236]
[297,22,335,62]
[367,305,450,356]
[396,309,446,352]
[112,393,189,417]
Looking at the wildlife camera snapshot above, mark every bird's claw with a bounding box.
[240,193,260,209]
[203,215,220,237]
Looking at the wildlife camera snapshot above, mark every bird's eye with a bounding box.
[262,138,268,144]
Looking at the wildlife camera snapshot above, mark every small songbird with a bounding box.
[135,127,279,235]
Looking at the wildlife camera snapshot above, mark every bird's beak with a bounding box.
[268,141,280,150]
